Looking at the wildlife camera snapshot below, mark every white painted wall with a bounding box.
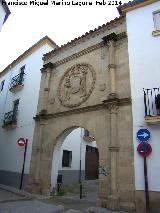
[0,44,53,175]
[126,1,160,191]
[51,127,97,188]
[59,128,97,171]
[0,3,7,31]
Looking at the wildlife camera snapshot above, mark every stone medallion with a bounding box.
[58,63,96,107]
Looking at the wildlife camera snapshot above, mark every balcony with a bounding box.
[143,87,160,123]
[2,110,18,129]
[9,73,25,92]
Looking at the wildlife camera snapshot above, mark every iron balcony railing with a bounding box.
[143,87,160,116]
[10,73,25,89]
[3,110,18,126]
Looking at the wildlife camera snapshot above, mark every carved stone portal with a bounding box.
[57,63,96,107]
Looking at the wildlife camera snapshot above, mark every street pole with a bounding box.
[144,156,150,213]
[20,139,28,190]
[79,128,83,199]
[136,130,152,213]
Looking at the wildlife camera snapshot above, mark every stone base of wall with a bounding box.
[0,170,28,189]
[135,190,160,213]
[58,170,85,186]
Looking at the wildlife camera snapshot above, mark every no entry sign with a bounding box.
[17,138,26,147]
[137,140,152,212]
[137,142,152,157]
[17,138,28,190]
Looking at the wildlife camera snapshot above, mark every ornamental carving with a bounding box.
[57,63,96,107]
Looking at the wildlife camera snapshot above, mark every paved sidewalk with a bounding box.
[39,181,130,213]
[0,183,131,213]
[0,199,64,213]
[0,184,64,213]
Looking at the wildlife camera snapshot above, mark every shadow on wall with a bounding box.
[0,170,28,189]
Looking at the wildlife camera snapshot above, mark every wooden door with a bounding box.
[85,145,99,180]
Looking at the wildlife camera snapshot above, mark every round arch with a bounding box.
[51,126,78,189]
[51,125,99,190]
[29,109,110,207]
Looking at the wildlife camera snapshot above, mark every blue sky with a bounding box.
[0,0,129,71]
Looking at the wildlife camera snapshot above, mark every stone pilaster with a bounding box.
[28,122,45,194]
[107,102,120,210]
[107,40,117,99]
[102,33,118,99]
[102,33,120,210]
[34,123,45,181]
[40,62,54,114]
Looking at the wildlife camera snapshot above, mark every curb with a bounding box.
[0,184,34,202]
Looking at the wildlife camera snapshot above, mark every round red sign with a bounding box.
[17,138,26,147]
[137,142,152,157]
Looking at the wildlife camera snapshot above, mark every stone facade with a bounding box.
[28,16,135,211]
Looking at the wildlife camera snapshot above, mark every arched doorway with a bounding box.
[51,127,99,200]
[28,26,135,211]
[28,110,111,208]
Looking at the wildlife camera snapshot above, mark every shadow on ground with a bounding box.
[41,180,98,211]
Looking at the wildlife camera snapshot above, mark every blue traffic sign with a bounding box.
[137,129,151,142]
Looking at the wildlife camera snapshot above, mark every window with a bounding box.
[19,65,25,75]
[0,80,5,91]
[62,150,72,167]
[3,99,19,127]
[19,65,25,84]
[13,99,19,111]
[153,10,160,31]
[12,99,19,121]
[86,145,98,153]
[19,65,25,74]
[10,66,25,90]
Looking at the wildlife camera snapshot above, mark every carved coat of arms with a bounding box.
[58,63,96,107]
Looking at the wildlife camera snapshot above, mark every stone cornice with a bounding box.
[102,33,118,43]
[42,32,127,69]
[44,62,55,70]
[34,97,131,121]
[41,62,55,73]
[35,104,103,121]
[43,16,126,62]
[54,42,103,67]
[109,146,120,152]
[108,64,116,69]
[103,97,131,106]
[117,0,159,15]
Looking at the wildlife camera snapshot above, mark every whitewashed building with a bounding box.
[0,36,57,188]
[0,36,98,190]
[118,0,160,212]
[0,0,10,31]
